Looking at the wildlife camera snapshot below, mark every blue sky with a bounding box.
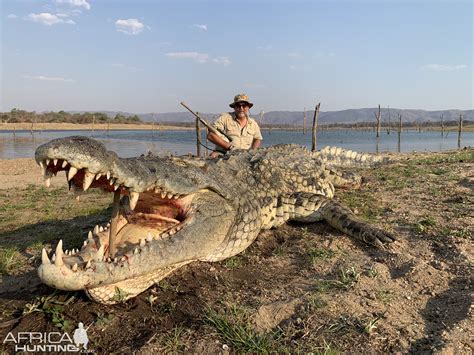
[1,0,472,114]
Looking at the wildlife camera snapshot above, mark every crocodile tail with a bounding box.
[314,146,390,168]
[319,199,396,248]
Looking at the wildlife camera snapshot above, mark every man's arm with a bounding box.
[207,131,232,151]
[251,138,262,149]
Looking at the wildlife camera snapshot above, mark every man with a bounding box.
[207,94,263,157]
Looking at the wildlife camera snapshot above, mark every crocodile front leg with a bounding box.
[262,192,395,248]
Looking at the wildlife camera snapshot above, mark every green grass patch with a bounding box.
[223,256,242,269]
[0,247,22,275]
[315,267,361,292]
[205,306,280,352]
[308,248,335,265]
[23,292,77,332]
[414,216,437,234]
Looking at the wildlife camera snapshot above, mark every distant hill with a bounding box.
[70,108,473,125]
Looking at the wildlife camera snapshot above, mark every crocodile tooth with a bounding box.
[54,240,64,267]
[85,260,92,269]
[62,160,68,168]
[65,250,69,256]
[107,222,111,227]
[130,192,139,210]
[133,248,139,254]
[114,184,120,191]
[166,193,173,199]
[41,248,51,264]
[109,179,114,186]
[83,171,95,191]
[51,253,56,262]
[95,173,102,180]
[114,257,118,263]
[146,233,153,242]
[46,159,50,166]
[53,159,58,166]
[140,239,146,247]
[39,161,46,175]
[68,167,78,181]
[72,263,78,272]
[45,178,51,188]
[161,191,166,198]
[106,257,111,263]
[88,231,93,240]
[96,245,104,261]
[99,226,104,232]
[93,225,99,234]
[106,171,111,180]
[168,229,176,236]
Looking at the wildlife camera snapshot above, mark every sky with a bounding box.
[1,0,472,114]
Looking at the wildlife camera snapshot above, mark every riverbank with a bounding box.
[0,122,193,131]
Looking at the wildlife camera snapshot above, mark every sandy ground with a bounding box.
[0,159,64,190]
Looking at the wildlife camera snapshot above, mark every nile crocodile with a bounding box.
[35,136,395,304]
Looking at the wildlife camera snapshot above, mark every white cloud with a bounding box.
[115,19,145,35]
[8,14,18,19]
[166,52,230,66]
[54,0,91,10]
[165,52,209,64]
[23,75,75,83]
[421,64,468,72]
[193,24,207,31]
[212,56,231,66]
[27,13,75,26]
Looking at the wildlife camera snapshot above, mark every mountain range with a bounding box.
[79,108,473,125]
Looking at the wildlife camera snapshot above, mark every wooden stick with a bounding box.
[108,190,121,258]
[374,104,381,138]
[195,113,201,157]
[311,102,321,151]
[303,107,307,135]
[458,113,463,149]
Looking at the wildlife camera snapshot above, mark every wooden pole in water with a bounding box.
[397,113,402,153]
[108,190,121,258]
[374,104,381,138]
[440,114,444,137]
[458,113,463,149]
[387,105,391,134]
[92,115,95,137]
[303,107,307,134]
[311,102,321,151]
[195,112,201,157]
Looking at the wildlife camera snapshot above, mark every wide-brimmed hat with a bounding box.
[229,94,253,108]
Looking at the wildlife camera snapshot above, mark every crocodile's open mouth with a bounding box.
[38,157,195,273]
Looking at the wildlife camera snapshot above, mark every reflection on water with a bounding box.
[1,129,473,159]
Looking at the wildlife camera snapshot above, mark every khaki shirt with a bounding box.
[212,112,263,150]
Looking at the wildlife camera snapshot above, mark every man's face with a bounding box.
[234,102,250,118]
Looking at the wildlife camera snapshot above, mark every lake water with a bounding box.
[0,129,472,159]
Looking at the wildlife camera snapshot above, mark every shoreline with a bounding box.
[0,122,193,131]
[1,122,472,132]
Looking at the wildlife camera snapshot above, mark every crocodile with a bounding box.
[35,136,395,304]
